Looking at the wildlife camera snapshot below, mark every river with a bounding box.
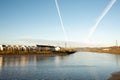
[0,52,120,80]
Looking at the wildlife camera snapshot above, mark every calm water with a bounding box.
[0,52,120,80]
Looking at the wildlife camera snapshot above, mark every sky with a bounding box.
[0,0,120,47]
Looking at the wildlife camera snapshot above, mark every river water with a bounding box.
[0,52,120,80]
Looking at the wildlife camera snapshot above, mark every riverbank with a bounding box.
[76,46,120,54]
[0,44,76,55]
[108,71,120,80]
[0,48,76,55]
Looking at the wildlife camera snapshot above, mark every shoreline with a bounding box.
[0,44,76,55]
[0,52,72,56]
[76,46,120,54]
[0,50,76,55]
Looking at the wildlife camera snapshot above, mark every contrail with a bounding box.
[86,0,116,42]
[55,0,68,42]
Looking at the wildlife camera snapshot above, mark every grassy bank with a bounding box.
[76,46,120,54]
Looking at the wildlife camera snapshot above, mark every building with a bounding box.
[0,45,3,51]
[36,45,60,51]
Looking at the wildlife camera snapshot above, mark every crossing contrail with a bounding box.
[55,0,68,42]
[86,0,116,42]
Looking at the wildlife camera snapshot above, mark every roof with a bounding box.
[36,45,55,48]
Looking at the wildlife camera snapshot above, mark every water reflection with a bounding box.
[54,55,66,66]
[115,54,120,66]
[0,52,120,80]
[0,57,2,72]
[0,55,37,67]
[0,53,120,67]
[0,53,120,68]
[0,54,67,68]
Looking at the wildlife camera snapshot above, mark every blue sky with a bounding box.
[0,0,120,46]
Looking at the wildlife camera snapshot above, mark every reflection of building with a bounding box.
[54,56,61,65]
[0,57,2,71]
[116,55,120,66]
[2,56,36,67]
[20,56,28,67]
[2,55,56,67]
